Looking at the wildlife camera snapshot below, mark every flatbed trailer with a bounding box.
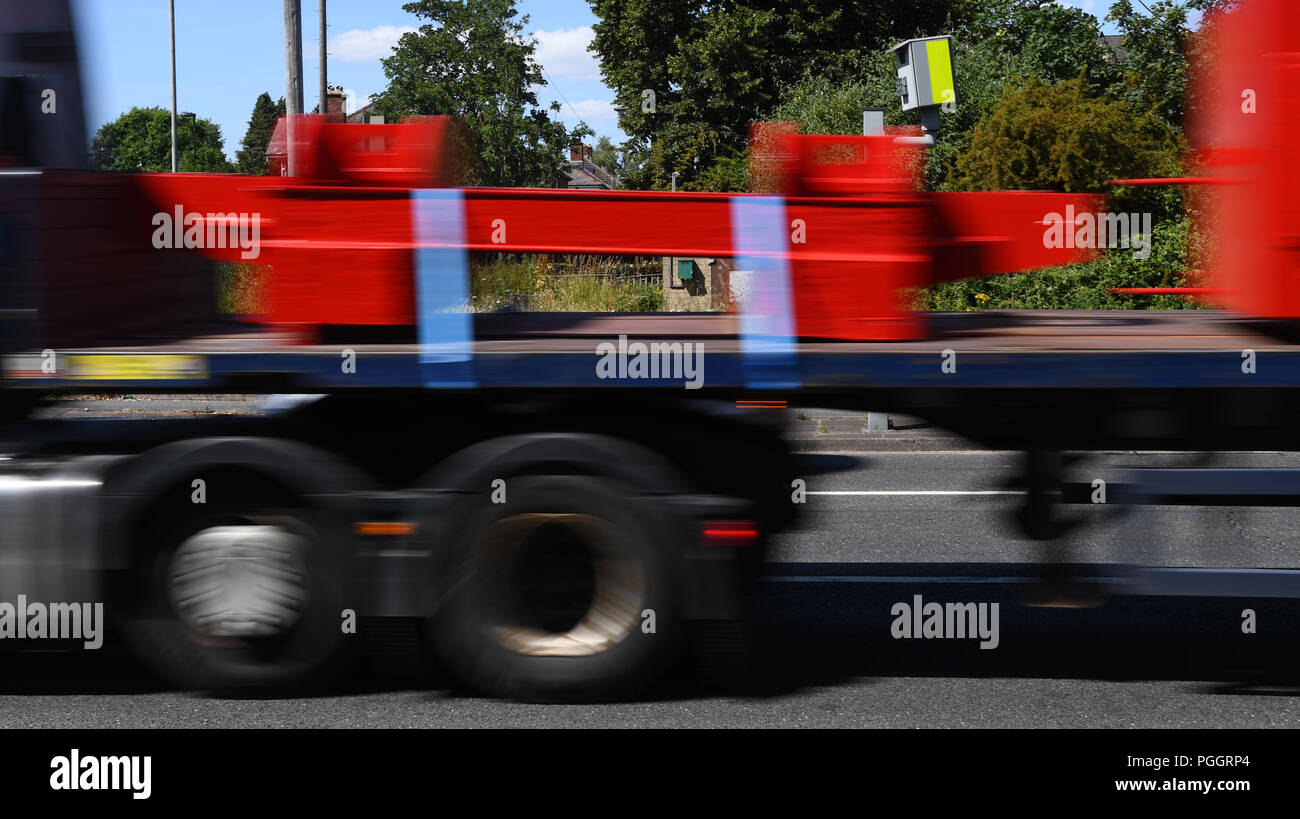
[10,309,1300,450]
[7,309,1295,392]
[6,307,1300,702]
[5,0,1300,702]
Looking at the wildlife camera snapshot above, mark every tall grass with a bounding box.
[216,262,269,314]
[215,256,664,317]
[471,254,664,312]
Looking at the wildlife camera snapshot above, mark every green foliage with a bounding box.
[472,255,664,312]
[89,107,232,172]
[1106,0,1199,129]
[955,1,1119,91]
[234,93,283,175]
[917,216,1204,311]
[591,135,621,173]
[589,0,985,191]
[946,76,1186,219]
[585,0,1213,311]
[762,2,1123,191]
[687,149,750,193]
[216,262,268,314]
[372,0,589,187]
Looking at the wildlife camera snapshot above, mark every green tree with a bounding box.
[954,0,1119,91]
[588,0,987,190]
[946,76,1184,205]
[917,217,1203,312]
[591,135,621,173]
[1106,0,1202,129]
[372,0,588,187]
[928,74,1192,312]
[769,0,1118,192]
[89,107,232,172]
[235,92,282,175]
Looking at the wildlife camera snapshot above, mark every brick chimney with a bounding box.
[569,143,592,163]
[326,85,347,117]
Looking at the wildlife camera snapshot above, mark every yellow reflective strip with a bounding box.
[67,355,207,380]
[926,38,955,107]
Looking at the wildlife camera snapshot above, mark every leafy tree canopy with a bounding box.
[591,0,1212,192]
[372,0,591,187]
[770,1,1119,191]
[591,135,621,173]
[235,92,285,175]
[89,106,231,172]
[588,0,989,190]
[946,76,1186,219]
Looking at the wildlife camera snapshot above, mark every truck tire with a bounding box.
[0,345,37,425]
[0,391,36,425]
[429,475,685,702]
[120,495,353,694]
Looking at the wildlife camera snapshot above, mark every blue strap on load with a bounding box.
[411,188,476,387]
[730,195,800,389]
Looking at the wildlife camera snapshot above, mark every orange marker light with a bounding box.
[354,522,417,536]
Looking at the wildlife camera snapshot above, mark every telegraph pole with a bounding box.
[283,0,304,175]
[318,0,327,118]
[169,0,177,172]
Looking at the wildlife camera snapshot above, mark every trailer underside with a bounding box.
[8,309,1300,453]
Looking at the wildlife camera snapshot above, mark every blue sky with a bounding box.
[71,0,1116,161]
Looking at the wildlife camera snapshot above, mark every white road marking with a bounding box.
[808,490,1023,496]
[0,477,101,490]
[763,575,1026,583]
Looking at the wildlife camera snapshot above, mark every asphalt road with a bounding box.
[3,403,1300,727]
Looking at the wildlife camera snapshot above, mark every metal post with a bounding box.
[318,0,327,118]
[671,171,678,192]
[863,110,889,432]
[862,108,884,137]
[169,0,177,173]
[920,106,941,137]
[283,0,304,176]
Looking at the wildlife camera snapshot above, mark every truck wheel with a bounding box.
[121,501,352,694]
[430,475,685,702]
[0,395,35,425]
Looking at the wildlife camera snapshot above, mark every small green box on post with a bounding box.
[676,259,697,283]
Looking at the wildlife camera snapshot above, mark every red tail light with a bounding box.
[701,521,759,546]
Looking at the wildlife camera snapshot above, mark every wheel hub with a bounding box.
[167,523,310,638]
[476,513,647,657]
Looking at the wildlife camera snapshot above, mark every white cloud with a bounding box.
[532,25,600,81]
[1054,0,1098,13]
[342,89,371,115]
[567,99,615,120]
[330,25,416,63]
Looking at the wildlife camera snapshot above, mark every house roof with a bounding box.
[563,165,612,189]
[346,100,377,124]
[1101,34,1127,61]
[266,117,286,157]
